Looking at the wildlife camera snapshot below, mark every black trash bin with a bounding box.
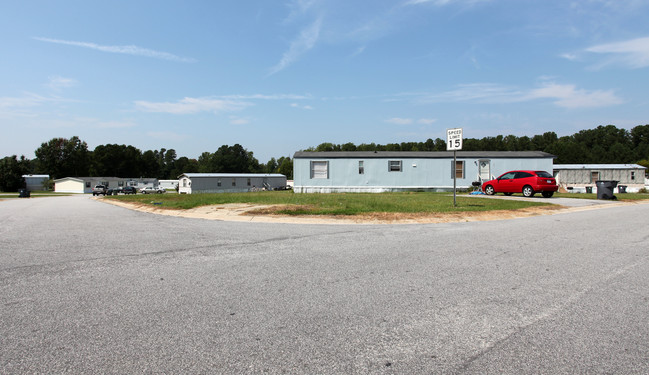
[18,189,31,198]
[595,180,618,200]
[618,185,627,193]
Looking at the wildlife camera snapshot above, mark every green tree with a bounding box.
[276,156,293,180]
[91,144,142,177]
[212,144,260,173]
[265,157,278,173]
[141,150,161,177]
[169,157,198,178]
[0,155,30,191]
[34,136,90,178]
[197,152,213,172]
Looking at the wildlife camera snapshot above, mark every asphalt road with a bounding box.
[1,195,648,374]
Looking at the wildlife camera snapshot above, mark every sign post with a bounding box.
[446,128,463,207]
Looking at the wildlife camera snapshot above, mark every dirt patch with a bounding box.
[101,198,567,225]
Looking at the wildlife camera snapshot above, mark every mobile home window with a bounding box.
[590,171,599,183]
[451,160,465,179]
[247,178,251,186]
[85,182,91,188]
[359,161,364,174]
[388,160,402,172]
[311,161,329,179]
[631,171,636,180]
[217,179,222,187]
[232,178,236,187]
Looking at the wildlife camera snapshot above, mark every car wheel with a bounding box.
[503,192,513,196]
[542,191,554,198]
[485,185,495,195]
[522,185,535,197]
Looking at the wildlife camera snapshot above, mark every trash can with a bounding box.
[595,180,618,200]
[585,186,593,194]
[18,189,31,198]
[618,185,627,193]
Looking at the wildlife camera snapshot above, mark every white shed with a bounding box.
[178,173,287,194]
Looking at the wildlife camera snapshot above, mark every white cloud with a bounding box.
[47,76,77,90]
[290,102,314,110]
[526,83,623,108]
[560,53,578,61]
[269,17,322,75]
[414,82,622,108]
[386,117,414,125]
[404,0,489,6]
[0,93,73,115]
[147,131,189,141]
[229,116,250,125]
[94,120,137,129]
[386,117,436,125]
[585,36,649,68]
[134,97,251,114]
[34,37,196,63]
[223,94,311,100]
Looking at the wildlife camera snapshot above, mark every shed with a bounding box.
[177,173,288,194]
[293,151,556,193]
[22,174,50,191]
[553,164,647,193]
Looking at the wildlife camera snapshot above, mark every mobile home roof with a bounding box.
[293,151,555,159]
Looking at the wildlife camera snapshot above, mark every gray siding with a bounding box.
[178,174,287,194]
[554,167,645,185]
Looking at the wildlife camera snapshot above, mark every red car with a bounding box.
[482,170,558,198]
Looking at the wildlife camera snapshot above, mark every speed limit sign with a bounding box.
[447,128,463,151]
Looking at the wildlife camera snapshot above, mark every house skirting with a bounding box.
[294,185,471,193]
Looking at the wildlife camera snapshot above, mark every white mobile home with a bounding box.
[293,151,556,193]
[553,164,647,193]
[178,173,287,194]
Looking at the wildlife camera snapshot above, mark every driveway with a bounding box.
[1,195,648,374]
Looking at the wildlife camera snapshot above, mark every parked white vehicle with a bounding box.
[140,186,165,194]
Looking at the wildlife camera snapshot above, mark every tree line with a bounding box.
[2,124,648,191]
[0,137,293,191]
[306,124,649,166]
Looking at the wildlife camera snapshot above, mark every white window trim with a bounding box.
[311,160,329,179]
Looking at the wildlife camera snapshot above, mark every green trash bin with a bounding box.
[585,186,593,194]
[618,185,627,193]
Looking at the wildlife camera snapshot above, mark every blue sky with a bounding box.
[1,0,648,163]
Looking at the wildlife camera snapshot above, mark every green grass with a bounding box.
[108,191,551,216]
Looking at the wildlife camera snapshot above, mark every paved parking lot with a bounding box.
[1,195,648,373]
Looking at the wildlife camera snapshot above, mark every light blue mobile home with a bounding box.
[293,151,556,193]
